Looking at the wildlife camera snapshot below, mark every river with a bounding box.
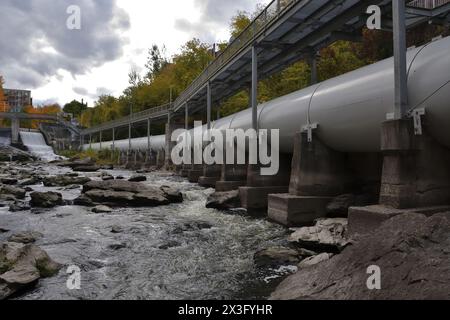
[0,163,291,300]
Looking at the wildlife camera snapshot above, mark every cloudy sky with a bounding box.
[0,0,268,107]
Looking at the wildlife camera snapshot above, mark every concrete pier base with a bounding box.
[198,164,222,188]
[216,181,247,192]
[215,163,247,191]
[188,165,203,183]
[156,150,165,169]
[239,153,292,213]
[240,186,289,214]
[268,194,334,227]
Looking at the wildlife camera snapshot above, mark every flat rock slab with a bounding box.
[30,192,64,208]
[271,212,450,300]
[288,218,349,253]
[81,180,182,207]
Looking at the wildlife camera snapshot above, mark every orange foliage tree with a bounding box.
[23,103,61,129]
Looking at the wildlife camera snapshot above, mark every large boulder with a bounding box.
[30,192,64,208]
[0,146,35,163]
[271,212,450,300]
[0,242,61,300]
[0,185,26,200]
[288,218,350,253]
[206,191,240,210]
[81,180,181,207]
[42,175,91,187]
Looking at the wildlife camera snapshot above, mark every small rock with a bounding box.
[30,192,64,208]
[206,191,240,210]
[8,231,44,244]
[111,226,124,234]
[254,247,300,268]
[73,194,96,207]
[0,228,9,233]
[102,175,114,181]
[92,205,113,214]
[116,176,125,180]
[9,201,31,212]
[0,178,18,185]
[160,186,183,203]
[298,253,334,268]
[129,175,147,182]
[158,241,181,250]
[108,243,126,250]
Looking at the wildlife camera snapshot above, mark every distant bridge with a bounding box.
[0,111,80,143]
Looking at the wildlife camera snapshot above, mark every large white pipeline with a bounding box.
[86,35,450,154]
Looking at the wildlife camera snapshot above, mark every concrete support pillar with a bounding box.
[89,134,92,149]
[216,147,248,192]
[156,149,165,169]
[128,123,132,152]
[147,118,151,153]
[268,132,348,226]
[11,118,20,144]
[348,120,450,236]
[239,153,292,215]
[99,131,103,150]
[379,120,450,208]
[112,128,115,151]
[164,120,183,170]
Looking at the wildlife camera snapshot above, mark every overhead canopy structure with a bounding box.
[80,0,450,138]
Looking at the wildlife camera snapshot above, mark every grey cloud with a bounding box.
[174,0,259,42]
[73,86,89,96]
[0,0,130,89]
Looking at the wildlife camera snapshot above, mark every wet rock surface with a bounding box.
[30,192,64,208]
[0,146,36,163]
[0,161,287,300]
[206,191,240,210]
[9,201,31,212]
[8,231,43,244]
[43,175,91,187]
[254,247,300,268]
[288,218,350,253]
[271,213,450,300]
[0,185,26,200]
[0,242,61,300]
[81,180,183,207]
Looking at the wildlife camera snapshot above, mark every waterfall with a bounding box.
[19,131,60,162]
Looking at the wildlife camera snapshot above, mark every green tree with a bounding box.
[63,100,88,118]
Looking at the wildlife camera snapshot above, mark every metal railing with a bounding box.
[81,102,172,135]
[408,0,450,9]
[173,0,299,110]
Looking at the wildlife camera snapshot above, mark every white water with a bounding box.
[19,131,60,162]
[0,135,11,146]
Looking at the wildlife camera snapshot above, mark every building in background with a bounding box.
[4,89,32,112]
